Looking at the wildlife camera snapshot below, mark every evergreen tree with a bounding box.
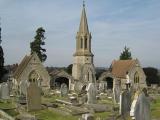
[66,64,73,75]
[119,46,132,60]
[0,46,4,81]
[30,27,47,62]
[0,26,7,82]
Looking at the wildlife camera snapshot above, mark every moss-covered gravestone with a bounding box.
[26,82,41,111]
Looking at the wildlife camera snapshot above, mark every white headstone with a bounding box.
[0,82,10,99]
[82,113,94,120]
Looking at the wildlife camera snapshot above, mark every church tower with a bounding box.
[72,3,95,81]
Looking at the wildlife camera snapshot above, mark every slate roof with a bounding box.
[13,55,32,79]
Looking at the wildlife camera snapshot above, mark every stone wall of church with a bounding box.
[119,66,147,90]
[72,55,93,80]
[129,66,147,89]
[15,56,50,95]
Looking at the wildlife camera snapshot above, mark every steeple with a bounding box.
[74,2,93,56]
[72,1,95,81]
[79,1,89,34]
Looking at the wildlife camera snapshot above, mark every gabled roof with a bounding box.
[111,59,137,79]
[13,53,35,79]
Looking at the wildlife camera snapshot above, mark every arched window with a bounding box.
[85,38,87,49]
[134,72,139,83]
[81,38,83,49]
[28,70,39,83]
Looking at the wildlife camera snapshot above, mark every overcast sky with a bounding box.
[0,0,160,68]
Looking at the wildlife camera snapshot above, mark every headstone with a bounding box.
[130,92,138,120]
[0,82,10,99]
[119,90,131,115]
[99,82,105,93]
[79,94,87,104]
[19,80,28,96]
[60,83,68,97]
[130,91,151,120]
[113,80,121,103]
[27,82,41,111]
[86,83,97,104]
[81,113,94,120]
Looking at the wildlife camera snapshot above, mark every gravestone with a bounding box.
[99,82,105,93]
[60,83,68,97]
[86,83,97,104]
[119,90,131,115]
[19,80,28,96]
[27,82,41,111]
[132,92,151,120]
[0,82,10,100]
[130,92,138,120]
[113,80,121,103]
[81,113,94,120]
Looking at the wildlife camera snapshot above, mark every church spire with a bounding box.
[79,1,89,34]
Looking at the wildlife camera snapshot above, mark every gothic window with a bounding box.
[81,38,83,49]
[134,72,139,83]
[85,38,87,49]
[88,72,89,81]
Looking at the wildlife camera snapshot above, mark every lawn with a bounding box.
[0,100,19,117]
[0,100,15,109]
[30,109,79,120]
[151,96,160,119]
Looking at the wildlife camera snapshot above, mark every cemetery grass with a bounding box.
[151,96,160,119]
[42,95,66,103]
[0,100,15,109]
[95,111,112,119]
[0,100,18,117]
[30,109,79,120]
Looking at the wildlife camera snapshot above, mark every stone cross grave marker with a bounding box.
[86,83,97,104]
[27,82,41,111]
